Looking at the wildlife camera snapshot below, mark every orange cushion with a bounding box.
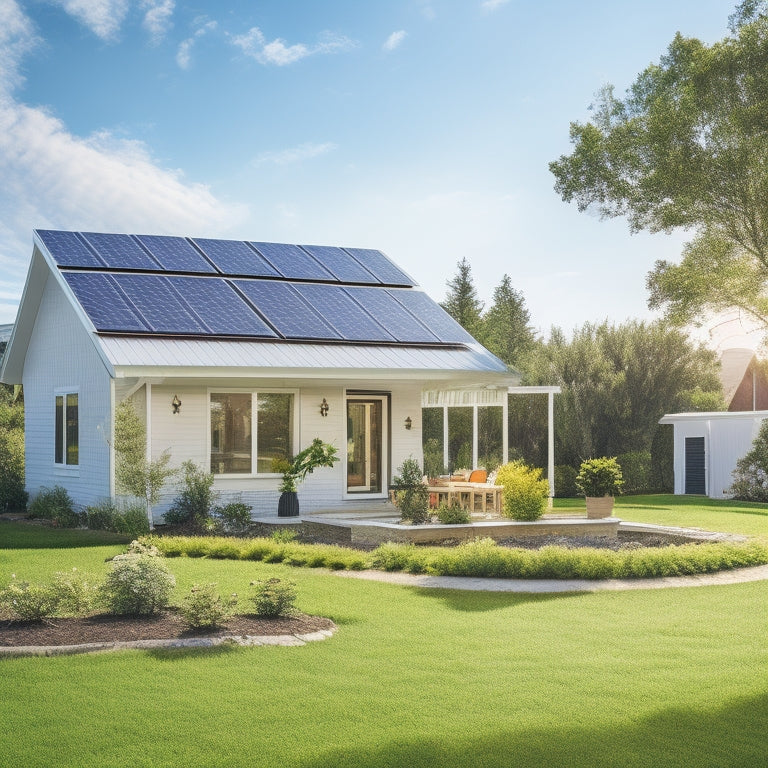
[469,469,487,483]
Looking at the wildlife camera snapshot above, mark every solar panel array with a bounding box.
[38,230,473,347]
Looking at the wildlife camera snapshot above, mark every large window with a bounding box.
[210,391,294,475]
[55,392,78,465]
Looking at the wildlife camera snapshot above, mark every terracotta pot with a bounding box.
[585,495,614,519]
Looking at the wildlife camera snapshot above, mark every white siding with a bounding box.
[23,277,112,506]
[144,380,425,519]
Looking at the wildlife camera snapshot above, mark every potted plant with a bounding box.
[276,438,339,517]
[575,457,624,518]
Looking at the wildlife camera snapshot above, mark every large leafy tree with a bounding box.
[520,321,724,467]
[479,275,535,365]
[441,258,484,337]
[549,3,768,336]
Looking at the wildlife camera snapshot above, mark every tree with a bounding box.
[520,321,724,467]
[549,4,768,337]
[479,275,535,365]
[441,258,483,336]
[0,384,26,512]
[114,398,176,530]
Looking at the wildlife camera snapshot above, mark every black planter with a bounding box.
[278,491,300,517]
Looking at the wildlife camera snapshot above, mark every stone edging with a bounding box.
[0,628,336,658]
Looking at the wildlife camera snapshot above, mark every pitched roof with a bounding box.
[1,231,514,384]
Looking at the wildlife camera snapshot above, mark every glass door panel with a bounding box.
[346,400,383,493]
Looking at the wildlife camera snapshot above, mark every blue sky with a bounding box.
[0,0,750,345]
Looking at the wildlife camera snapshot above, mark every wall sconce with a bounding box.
[171,395,182,415]
[404,416,412,430]
[320,398,329,417]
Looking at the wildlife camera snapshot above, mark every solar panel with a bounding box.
[250,242,336,281]
[62,272,149,332]
[233,280,341,340]
[344,287,440,343]
[343,248,414,287]
[293,284,396,342]
[111,274,208,334]
[37,230,104,268]
[387,289,476,344]
[300,245,380,284]
[193,238,280,277]
[136,235,217,274]
[80,233,162,271]
[170,277,277,337]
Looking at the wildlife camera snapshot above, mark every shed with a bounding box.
[1,230,533,520]
[658,410,768,498]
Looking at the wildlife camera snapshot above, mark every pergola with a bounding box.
[421,385,561,497]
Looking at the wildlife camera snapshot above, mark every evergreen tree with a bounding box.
[480,274,535,365]
[441,258,483,336]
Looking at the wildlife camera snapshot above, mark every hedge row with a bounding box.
[146,535,768,580]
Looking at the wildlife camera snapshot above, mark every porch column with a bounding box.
[548,390,555,499]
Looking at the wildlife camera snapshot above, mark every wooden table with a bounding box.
[390,483,503,514]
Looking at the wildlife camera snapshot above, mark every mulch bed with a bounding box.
[0,612,335,647]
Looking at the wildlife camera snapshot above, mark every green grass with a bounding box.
[553,494,768,537]
[1,503,767,768]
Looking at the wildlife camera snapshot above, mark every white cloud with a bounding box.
[0,1,244,323]
[49,0,130,40]
[176,19,216,70]
[141,0,174,44]
[481,0,511,12]
[232,27,357,66]
[383,30,406,52]
[254,142,337,166]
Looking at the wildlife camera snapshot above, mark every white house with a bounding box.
[1,230,529,520]
[658,410,768,498]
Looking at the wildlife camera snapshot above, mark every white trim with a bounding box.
[53,388,80,469]
[660,410,768,423]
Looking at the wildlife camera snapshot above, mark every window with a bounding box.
[210,391,294,475]
[55,392,78,465]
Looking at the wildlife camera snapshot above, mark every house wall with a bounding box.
[670,414,766,498]
[23,276,112,506]
[144,379,424,519]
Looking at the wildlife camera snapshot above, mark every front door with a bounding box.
[346,398,386,495]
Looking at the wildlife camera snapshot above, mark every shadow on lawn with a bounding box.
[295,692,767,768]
[408,587,578,612]
[0,521,131,550]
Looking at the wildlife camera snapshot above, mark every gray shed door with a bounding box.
[684,437,706,495]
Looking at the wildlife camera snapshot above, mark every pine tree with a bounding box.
[441,258,483,336]
[480,274,534,365]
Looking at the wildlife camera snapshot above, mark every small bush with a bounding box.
[0,424,27,513]
[51,569,100,616]
[270,528,298,543]
[213,501,252,532]
[85,500,150,537]
[370,542,420,571]
[101,554,175,615]
[250,578,297,617]
[392,457,430,525]
[575,457,624,497]
[27,485,82,528]
[617,451,652,495]
[436,501,471,524]
[554,465,578,498]
[179,583,236,630]
[164,461,217,529]
[0,578,60,621]
[495,461,548,521]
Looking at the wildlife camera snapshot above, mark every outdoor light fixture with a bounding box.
[320,398,329,417]
[172,395,182,415]
[404,416,412,430]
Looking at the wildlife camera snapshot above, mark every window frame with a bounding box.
[207,387,299,478]
[54,389,79,469]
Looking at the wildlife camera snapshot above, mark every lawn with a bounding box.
[0,498,766,768]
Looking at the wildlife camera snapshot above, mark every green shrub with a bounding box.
[27,485,82,527]
[250,577,297,617]
[270,528,298,543]
[213,501,252,532]
[436,500,471,524]
[575,457,624,497]
[370,542,420,571]
[0,425,26,513]
[729,420,768,501]
[165,461,217,529]
[101,554,175,615]
[51,569,100,616]
[495,461,548,521]
[392,457,430,525]
[554,465,578,498]
[178,583,236,629]
[85,500,150,537]
[617,451,652,495]
[0,577,60,621]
